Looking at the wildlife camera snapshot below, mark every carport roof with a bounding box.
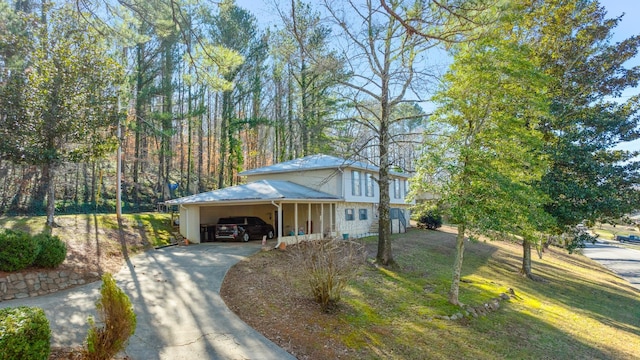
[164,180,341,205]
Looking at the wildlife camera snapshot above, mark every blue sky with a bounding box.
[237,0,639,153]
[599,0,640,153]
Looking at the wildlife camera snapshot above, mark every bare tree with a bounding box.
[323,0,433,265]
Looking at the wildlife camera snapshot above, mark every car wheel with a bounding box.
[242,232,250,242]
[267,230,274,239]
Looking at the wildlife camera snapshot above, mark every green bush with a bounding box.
[84,273,136,360]
[0,229,39,272]
[418,210,443,230]
[0,306,51,360]
[33,233,67,268]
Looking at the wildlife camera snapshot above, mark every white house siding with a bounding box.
[245,169,342,197]
[335,202,379,238]
[179,205,201,243]
[344,169,412,206]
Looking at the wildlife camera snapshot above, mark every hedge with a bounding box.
[0,306,51,360]
[0,230,40,272]
[33,233,67,268]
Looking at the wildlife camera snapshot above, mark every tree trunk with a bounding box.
[376,69,393,266]
[186,82,193,195]
[132,44,144,209]
[43,162,56,228]
[218,90,232,189]
[287,65,294,159]
[521,238,533,279]
[197,94,204,193]
[448,223,466,305]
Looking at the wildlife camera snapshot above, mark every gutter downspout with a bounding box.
[271,201,282,248]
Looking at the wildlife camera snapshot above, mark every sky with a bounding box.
[237,0,640,153]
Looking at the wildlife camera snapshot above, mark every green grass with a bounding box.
[336,227,640,359]
[0,212,174,249]
[592,222,640,240]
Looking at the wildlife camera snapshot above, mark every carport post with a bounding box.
[294,202,299,242]
[307,203,311,235]
[271,201,282,247]
[321,204,324,239]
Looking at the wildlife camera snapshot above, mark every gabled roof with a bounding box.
[164,180,340,205]
[239,154,410,178]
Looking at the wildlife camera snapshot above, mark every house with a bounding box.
[165,154,413,245]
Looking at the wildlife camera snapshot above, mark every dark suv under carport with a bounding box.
[215,216,275,242]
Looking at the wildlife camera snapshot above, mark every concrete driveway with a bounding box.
[0,242,295,360]
[582,241,640,292]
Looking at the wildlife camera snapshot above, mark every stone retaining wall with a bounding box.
[0,269,100,302]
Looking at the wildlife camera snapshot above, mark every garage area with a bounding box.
[165,180,340,245]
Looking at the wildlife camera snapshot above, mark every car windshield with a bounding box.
[218,218,243,224]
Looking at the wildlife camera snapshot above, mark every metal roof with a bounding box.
[164,180,340,205]
[239,154,410,178]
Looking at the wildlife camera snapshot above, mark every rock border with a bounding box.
[0,268,101,302]
[433,290,516,321]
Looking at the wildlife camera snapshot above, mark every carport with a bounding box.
[164,180,341,246]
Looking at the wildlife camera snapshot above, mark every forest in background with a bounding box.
[0,0,425,215]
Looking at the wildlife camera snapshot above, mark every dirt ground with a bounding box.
[219,229,464,360]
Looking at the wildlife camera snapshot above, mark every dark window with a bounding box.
[359,209,368,220]
[345,208,355,221]
[390,208,399,219]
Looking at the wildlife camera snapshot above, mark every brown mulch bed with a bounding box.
[220,243,373,360]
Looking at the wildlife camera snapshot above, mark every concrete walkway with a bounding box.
[0,242,295,360]
[583,241,640,292]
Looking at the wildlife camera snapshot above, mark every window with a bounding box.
[359,208,368,220]
[352,170,362,196]
[404,180,409,198]
[390,208,399,219]
[393,179,400,199]
[345,208,355,221]
[365,173,374,197]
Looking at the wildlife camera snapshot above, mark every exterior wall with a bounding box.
[335,202,411,237]
[179,205,201,243]
[335,202,378,238]
[245,169,342,197]
[278,233,324,246]
[244,167,414,207]
[344,169,413,206]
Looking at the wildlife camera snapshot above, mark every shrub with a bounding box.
[0,306,51,360]
[0,229,39,272]
[289,239,365,312]
[418,210,443,230]
[83,273,136,360]
[33,233,67,268]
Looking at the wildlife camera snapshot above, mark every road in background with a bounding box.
[583,241,640,292]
